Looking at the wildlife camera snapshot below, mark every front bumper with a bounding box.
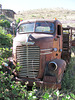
[13,76,61,89]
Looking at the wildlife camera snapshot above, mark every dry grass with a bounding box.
[15,8,75,27]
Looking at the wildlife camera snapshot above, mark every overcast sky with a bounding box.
[0,0,75,12]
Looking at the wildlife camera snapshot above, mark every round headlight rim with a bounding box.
[48,61,58,71]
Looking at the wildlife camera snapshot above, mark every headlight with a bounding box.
[53,48,57,52]
[48,61,58,71]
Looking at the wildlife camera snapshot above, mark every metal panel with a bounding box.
[16,46,40,78]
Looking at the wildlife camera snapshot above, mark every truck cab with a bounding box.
[13,19,66,89]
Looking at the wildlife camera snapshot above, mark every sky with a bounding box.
[0,0,75,12]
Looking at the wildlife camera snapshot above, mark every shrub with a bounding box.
[0,48,12,59]
[0,28,13,48]
[16,18,23,24]
[62,47,75,93]
[0,19,10,28]
[0,71,75,100]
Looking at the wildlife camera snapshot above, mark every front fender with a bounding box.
[44,59,66,83]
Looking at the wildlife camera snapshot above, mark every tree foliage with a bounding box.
[16,18,23,24]
[0,19,10,28]
[0,30,13,48]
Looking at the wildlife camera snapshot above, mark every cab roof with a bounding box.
[18,19,61,26]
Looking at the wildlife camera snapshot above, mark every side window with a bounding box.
[57,25,61,35]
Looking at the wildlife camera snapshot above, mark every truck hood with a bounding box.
[13,33,54,53]
[13,33,53,42]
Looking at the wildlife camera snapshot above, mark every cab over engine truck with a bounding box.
[12,19,70,89]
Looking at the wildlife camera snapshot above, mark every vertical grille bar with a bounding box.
[16,46,40,78]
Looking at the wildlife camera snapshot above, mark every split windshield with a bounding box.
[18,22,35,33]
[18,21,54,34]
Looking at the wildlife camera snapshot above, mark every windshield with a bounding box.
[18,22,35,33]
[18,21,54,34]
[35,21,54,33]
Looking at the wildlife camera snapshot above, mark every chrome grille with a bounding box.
[16,46,40,78]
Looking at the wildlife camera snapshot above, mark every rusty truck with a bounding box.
[10,19,71,89]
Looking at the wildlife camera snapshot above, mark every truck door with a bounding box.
[57,25,62,58]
